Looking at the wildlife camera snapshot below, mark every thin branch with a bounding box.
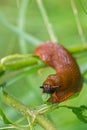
[68,43,87,53]
[36,115,57,130]
[3,91,57,130]
[36,0,58,42]
[3,91,32,118]
[71,0,86,47]
[18,0,29,53]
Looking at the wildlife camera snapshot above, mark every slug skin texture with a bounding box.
[34,42,82,103]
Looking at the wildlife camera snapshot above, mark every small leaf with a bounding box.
[62,105,87,123]
[72,105,87,123]
[42,93,51,102]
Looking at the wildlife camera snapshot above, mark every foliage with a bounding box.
[0,0,87,130]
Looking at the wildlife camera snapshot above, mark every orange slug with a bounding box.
[34,42,82,103]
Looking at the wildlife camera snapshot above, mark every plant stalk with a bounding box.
[3,91,57,130]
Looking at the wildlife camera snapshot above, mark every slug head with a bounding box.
[40,84,58,94]
[40,74,60,93]
[40,74,61,103]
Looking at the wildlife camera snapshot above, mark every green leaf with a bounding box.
[61,105,87,123]
[72,105,87,123]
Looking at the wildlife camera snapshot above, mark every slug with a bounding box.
[34,42,82,103]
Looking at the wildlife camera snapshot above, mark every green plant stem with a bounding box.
[36,115,56,130]
[68,43,87,54]
[3,91,32,117]
[71,0,86,46]
[3,91,57,130]
[36,0,57,42]
[18,0,29,53]
[0,54,43,74]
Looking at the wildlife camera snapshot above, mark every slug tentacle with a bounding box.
[34,42,82,103]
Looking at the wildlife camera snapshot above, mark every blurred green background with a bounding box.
[0,0,87,129]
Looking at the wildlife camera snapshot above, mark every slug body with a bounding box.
[34,42,82,103]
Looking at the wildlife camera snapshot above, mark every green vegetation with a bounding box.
[0,0,87,130]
